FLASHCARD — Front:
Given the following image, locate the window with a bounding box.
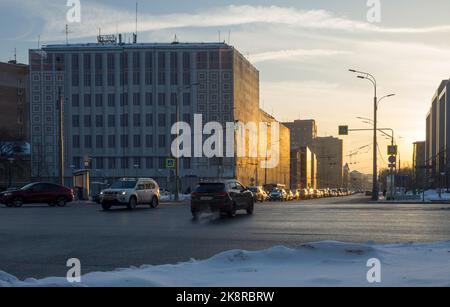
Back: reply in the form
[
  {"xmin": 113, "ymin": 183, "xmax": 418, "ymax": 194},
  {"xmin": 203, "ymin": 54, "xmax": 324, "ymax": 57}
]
[
  {"xmin": 145, "ymin": 135, "xmax": 153, "ymax": 148},
  {"xmin": 133, "ymin": 157, "xmax": 141, "ymax": 168},
  {"xmin": 170, "ymin": 52, "xmax": 178, "ymax": 85},
  {"xmin": 133, "ymin": 93, "xmax": 140, "ymax": 106},
  {"xmin": 72, "ymin": 115, "xmax": 80, "ymax": 127},
  {"xmin": 133, "ymin": 135, "xmax": 141, "ymax": 148},
  {"xmin": 73, "ymin": 157, "xmax": 81, "ymax": 169},
  {"xmin": 158, "ymin": 114, "xmax": 166, "ymax": 127},
  {"xmin": 108, "ymin": 135, "xmax": 116, "ymax": 148},
  {"xmin": 171, "ymin": 93, "xmax": 177, "ymax": 106},
  {"xmin": 95, "ymin": 94, "xmax": 103, "ymax": 107},
  {"xmin": 145, "ymin": 157, "xmax": 154, "ymax": 169},
  {"xmin": 72, "ymin": 94, "xmax": 80, "ymax": 107},
  {"xmin": 108, "ymin": 115, "xmax": 115, "ymax": 127},
  {"xmin": 95, "ymin": 54, "xmax": 103, "ymax": 86},
  {"xmin": 158, "ymin": 135, "xmax": 166, "ymax": 148},
  {"xmin": 158, "ymin": 93, "xmax": 166, "ymax": 106},
  {"xmin": 133, "ymin": 52, "xmax": 140, "ymax": 85},
  {"xmin": 120, "ymin": 93, "xmax": 128, "ymax": 106},
  {"xmin": 120, "ymin": 157, "xmax": 129, "ymax": 169},
  {"xmin": 183, "ymin": 158, "xmax": 191, "ymax": 169},
  {"xmin": 145, "ymin": 52, "xmax": 153, "ymax": 85},
  {"xmin": 108, "ymin": 94, "xmax": 115, "ymax": 107},
  {"xmin": 145, "ymin": 114, "xmax": 153, "ymax": 127},
  {"xmin": 107, "ymin": 53, "xmax": 115, "ymax": 86},
  {"xmin": 84, "ymin": 115, "xmax": 92, "ymax": 127},
  {"xmin": 84, "ymin": 94, "xmax": 91, "ymax": 107},
  {"xmin": 120, "ymin": 135, "xmax": 128, "ymax": 148},
  {"xmin": 133, "ymin": 113, "xmax": 141, "ymax": 127},
  {"xmin": 72, "ymin": 135, "xmax": 80, "ymax": 148},
  {"xmin": 183, "ymin": 114, "xmax": 190, "ymax": 124},
  {"xmin": 182, "ymin": 52, "xmax": 190, "ymax": 85},
  {"xmin": 95, "ymin": 157, "xmax": 104, "ymax": 169},
  {"xmin": 95, "ymin": 115, "xmax": 103, "ymax": 127},
  {"xmin": 96, "ymin": 135, "xmax": 103, "ymax": 148},
  {"xmin": 120, "ymin": 114, "xmax": 128, "ymax": 127},
  {"xmin": 145, "ymin": 93, "xmax": 153, "ymax": 106},
  {"xmin": 85, "ymin": 135, "xmax": 92, "ymax": 148},
  {"xmin": 158, "ymin": 52, "xmax": 166, "ymax": 85},
  {"xmin": 183, "ymin": 93, "xmax": 191, "ymax": 106},
  {"xmin": 108, "ymin": 157, "xmax": 116, "ymax": 169}
]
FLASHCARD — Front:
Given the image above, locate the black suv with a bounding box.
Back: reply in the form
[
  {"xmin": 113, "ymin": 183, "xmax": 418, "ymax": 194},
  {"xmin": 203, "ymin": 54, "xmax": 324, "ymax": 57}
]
[{"xmin": 191, "ymin": 180, "xmax": 254, "ymax": 218}]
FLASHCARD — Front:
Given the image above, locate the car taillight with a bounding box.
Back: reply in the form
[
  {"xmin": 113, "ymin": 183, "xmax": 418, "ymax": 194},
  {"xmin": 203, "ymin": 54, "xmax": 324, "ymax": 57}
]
[
  {"xmin": 191, "ymin": 192, "xmax": 200, "ymax": 199},
  {"xmin": 216, "ymin": 192, "xmax": 228, "ymax": 198}
]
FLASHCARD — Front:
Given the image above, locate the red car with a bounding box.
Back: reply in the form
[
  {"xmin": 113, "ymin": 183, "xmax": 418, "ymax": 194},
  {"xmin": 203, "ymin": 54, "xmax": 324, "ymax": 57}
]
[{"xmin": 0, "ymin": 183, "xmax": 74, "ymax": 207}]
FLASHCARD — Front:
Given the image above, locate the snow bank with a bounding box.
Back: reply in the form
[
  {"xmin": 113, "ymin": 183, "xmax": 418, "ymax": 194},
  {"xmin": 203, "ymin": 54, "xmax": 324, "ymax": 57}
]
[
  {"xmin": 160, "ymin": 194, "xmax": 191, "ymax": 202},
  {"xmin": 423, "ymin": 190, "xmax": 450, "ymax": 201},
  {"xmin": 1, "ymin": 241, "xmax": 450, "ymax": 287}
]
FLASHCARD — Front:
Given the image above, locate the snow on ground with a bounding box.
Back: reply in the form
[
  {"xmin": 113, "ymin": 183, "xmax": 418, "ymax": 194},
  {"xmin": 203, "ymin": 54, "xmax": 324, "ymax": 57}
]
[
  {"xmin": 423, "ymin": 190, "xmax": 450, "ymax": 201},
  {"xmin": 1, "ymin": 241, "xmax": 450, "ymax": 287}
]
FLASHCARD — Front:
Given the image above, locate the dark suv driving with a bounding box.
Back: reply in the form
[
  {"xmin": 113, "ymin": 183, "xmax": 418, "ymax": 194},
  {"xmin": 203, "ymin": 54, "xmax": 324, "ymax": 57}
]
[
  {"xmin": 0, "ymin": 183, "xmax": 74, "ymax": 207},
  {"xmin": 191, "ymin": 180, "xmax": 254, "ymax": 218}
]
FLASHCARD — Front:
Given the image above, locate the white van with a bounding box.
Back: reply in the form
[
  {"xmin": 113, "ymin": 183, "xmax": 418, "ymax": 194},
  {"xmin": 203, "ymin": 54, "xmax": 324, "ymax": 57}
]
[{"xmin": 100, "ymin": 178, "xmax": 160, "ymax": 210}]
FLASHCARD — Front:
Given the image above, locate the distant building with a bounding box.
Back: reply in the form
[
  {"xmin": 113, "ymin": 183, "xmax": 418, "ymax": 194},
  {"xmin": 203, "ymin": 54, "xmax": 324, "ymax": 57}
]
[
  {"xmin": 283, "ymin": 119, "xmax": 317, "ymax": 150},
  {"xmin": 343, "ymin": 163, "xmax": 350, "ymax": 189},
  {"xmin": 0, "ymin": 61, "xmax": 30, "ymax": 188},
  {"xmin": 413, "ymin": 141, "xmax": 426, "ymax": 188},
  {"xmin": 315, "ymin": 136, "xmax": 343, "ymax": 188},
  {"xmin": 29, "ymin": 40, "xmax": 290, "ymax": 189},
  {"xmin": 299, "ymin": 146, "xmax": 316, "ymax": 189},
  {"xmin": 349, "ymin": 170, "xmax": 371, "ymax": 191},
  {"xmin": 425, "ymin": 80, "xmax": 450, "ymax": 188}
]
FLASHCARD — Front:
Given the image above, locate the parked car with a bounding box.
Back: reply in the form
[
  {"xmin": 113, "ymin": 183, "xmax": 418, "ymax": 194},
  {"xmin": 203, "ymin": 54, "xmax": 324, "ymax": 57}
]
[
  {"xmin": 190, "ymin": 180, "xmax": 254, "ymax": 218},
  {"xmin": 293, "ymin": 189, "xmax": 301, "ymax": 200},
  {"xmin": 287, "ymin": 190, "xmax": 295, "ymax": 201},
  {"xmin": 100, "ymin": 178, "xmax": 160, "ymax": 210},
  {"xmin": 248, "ymin": 186, "xmax": 267, "ymax": 203},
  {"xmin": 269, "ymin": 188, "xmax": 286, "ymax": 201},
  {"xmin": 0, "ymin": 182, "xmax": 74, "ymax": 207},
  {"xmin": 300, "ymin": 189, "xmax": 309, "ymax": 199}
]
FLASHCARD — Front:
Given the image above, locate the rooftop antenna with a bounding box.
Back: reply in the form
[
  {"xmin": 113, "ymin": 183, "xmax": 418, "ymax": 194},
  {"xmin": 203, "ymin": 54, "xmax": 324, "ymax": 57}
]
[
  {"xmin": 37, "ymin": 35, "xmax": 41, "ymax": 49},
  {"xmin": 64, "ymin": 24, "xmax": 72, "ymax": 44},
  {"xmin": 133, "ymin": 1, "xmax": 138, "ymax": 44},
  {"xmin": 14, "ymin": 48, "xmax": 17, "ymax": 63}
]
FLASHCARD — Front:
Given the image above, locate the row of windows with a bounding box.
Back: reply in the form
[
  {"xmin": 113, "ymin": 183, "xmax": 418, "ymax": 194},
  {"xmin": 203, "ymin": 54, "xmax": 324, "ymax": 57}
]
[
  {"xmin": 70, "ymin": 51, "xmax": 193, "ymax": 87},
  {"xmin": 70, "ymin": 92, "xmax": 191, "ymax": 107},
  {"xmin": 71, "ymin": 113, "xmax": 192, "ymax": 128},
  {"xmin": 71, "ymin": 156, "xmax": 192, "ymax": 170},
  {"xmin": 72, "ymin": 134, "xmax": 171, "ymax": 149}
]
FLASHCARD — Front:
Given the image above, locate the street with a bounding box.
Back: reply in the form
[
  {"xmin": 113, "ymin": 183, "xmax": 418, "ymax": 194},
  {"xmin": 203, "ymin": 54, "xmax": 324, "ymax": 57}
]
[{"xmin": 1, "ymin": 195, "xmax": 450, "ymax": 280}]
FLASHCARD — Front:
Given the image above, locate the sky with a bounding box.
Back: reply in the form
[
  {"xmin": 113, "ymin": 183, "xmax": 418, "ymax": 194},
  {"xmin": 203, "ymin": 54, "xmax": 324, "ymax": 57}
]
[{"xmin": 2, "ymin": 0, "xmax": 450, "ymax": 174}]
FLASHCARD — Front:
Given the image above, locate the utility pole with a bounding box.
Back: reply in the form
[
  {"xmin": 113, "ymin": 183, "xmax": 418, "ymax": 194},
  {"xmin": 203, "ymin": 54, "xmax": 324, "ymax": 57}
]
[{"xmin": 58, "ymin": 87, "xmax": 65, "ymax": 185}]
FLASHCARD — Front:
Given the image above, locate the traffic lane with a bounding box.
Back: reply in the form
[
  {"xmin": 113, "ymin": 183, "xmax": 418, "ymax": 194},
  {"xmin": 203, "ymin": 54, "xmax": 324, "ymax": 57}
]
[{"xmin": 1, "ymin": 196, "xmax": 450, "ymax": 279}]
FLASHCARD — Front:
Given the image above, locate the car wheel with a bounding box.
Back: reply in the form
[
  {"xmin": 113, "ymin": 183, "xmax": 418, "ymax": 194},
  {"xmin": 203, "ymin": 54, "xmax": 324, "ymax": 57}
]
[
  {"xmin": 56, "ymin": 197, "xmax": 67, "ymax": 207},
  {"xmin": 12, "ymin": 197, "xmax": 23, "ymax": 208},
  {"xmin": 102, "ymin": 203, "xmax": 112, "ymax": 211},
  {"xmin": 227, "ymin": 203, "xmax": 237, "ymax": 218},
  {"xmin": 127, "ymin": 197, "xmax": 137, "ymax": 210},
  {"xmin": 150, "ymin": 196, "xmax": 159, "ymax": 209},
  {"xmin": 247, "ymin": 200, "xmax": 254, "ymax": 215}
]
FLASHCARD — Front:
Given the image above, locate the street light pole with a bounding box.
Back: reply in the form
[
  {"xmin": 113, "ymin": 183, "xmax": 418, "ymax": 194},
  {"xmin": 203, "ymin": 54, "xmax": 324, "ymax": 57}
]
[{"xmin": 349, "ymin": 69, "xmax": 379, "ymax": 200}]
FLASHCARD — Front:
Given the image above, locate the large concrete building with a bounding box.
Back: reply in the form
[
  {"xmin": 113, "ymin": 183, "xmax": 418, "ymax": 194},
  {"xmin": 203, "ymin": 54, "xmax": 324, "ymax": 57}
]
[
  {"xmin": 0, "ymin": 61, "xmax": 30, "ymax": 188},
  {"xmin": 412, "ymin": 141, "xmax": 426, "ymax": 188},
  {"xmin": 425, "ymin": 80, "xmax": 450, "ymax": 188},
  {"xmin": 315, "ymin": 136, "xmax": 343, "ymax": 188},
  {"xmin": 29, "ymin": 40, "xmax": 289, "ymax": 190}
]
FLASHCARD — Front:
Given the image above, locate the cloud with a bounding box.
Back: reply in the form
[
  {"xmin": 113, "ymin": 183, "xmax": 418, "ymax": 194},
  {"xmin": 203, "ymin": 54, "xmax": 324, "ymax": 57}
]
[
  {"xmin": 248, "ymin": 49, "xmax": 351, "ymax": 63},
  {"xmin": 22, "ymin": 2, "xmax": 450, "ymax": 41}
]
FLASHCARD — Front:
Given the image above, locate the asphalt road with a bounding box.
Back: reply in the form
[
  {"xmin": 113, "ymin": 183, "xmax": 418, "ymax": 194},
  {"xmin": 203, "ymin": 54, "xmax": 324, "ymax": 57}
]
[{"xmin": 1, "ymin": 195, "xmax": 450, "ymax": 279}]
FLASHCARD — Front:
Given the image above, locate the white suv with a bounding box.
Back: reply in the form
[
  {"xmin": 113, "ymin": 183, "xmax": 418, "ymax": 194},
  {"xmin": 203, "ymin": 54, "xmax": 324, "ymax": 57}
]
[{"xmin": 100, "ymin": 178, "xmax": 160, "ymax": 210}]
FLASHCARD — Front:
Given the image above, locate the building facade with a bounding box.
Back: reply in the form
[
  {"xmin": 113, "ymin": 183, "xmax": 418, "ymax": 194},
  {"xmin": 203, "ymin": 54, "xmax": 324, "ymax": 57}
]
[
  {"xmin": 0, "ymin": 61, "xmax": 30, "ymax": 188},
  {"xmin": 29, "ymin": 40, "xmax": 289, "ymax": 190},
  {"xmin": 315, "ymin": 136, "xmax": 343, "ymax": 188},
  {"xmin": 425, "ymin": 80, "xmax": 450, "ymax": 189}
]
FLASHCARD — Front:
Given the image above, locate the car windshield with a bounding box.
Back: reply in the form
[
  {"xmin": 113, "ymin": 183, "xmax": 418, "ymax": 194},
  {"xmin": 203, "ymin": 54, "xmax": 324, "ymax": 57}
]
[
  {"xmin": 195, "ymin": 183, "xmax": 225, "ymax": 193},
  {"xmin": 110, "ymin": 180, "xmax": 137, "ymax": 189}
]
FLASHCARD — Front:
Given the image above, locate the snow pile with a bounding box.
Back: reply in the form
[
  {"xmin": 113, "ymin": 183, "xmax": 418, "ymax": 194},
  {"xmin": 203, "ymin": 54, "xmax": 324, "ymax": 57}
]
[
  {"xmin": 1, "ymin": 241, "xmax": 450, "ymax": 287},
  {"xmin": 423, "ymin": 190, "xmax": 450, "ymax": 201},
  {"xmin": 160, "ymin": 193, "xmax": 191, "ymax": 202}
]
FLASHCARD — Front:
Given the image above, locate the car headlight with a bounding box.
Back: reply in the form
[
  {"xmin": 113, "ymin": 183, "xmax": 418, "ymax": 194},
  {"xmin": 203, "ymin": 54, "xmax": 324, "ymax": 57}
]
[
  {"xmin": 4, "ymin": 193, "xmax": 11, "ymax": 197},
  {"xmin": 100, "ymin": 192, "xmax": 104, "ymax": 195},
  {"xmin": 121, "ymin": 191, "xmax": 127, "ymax": 196}
]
